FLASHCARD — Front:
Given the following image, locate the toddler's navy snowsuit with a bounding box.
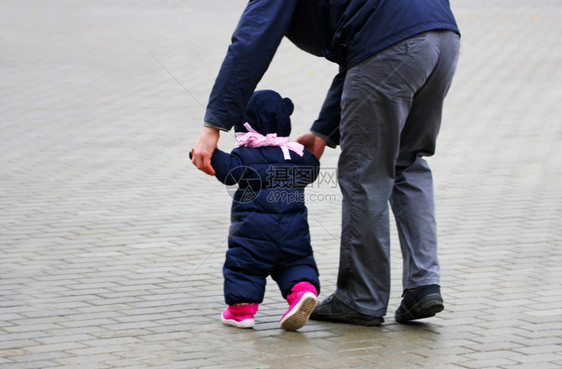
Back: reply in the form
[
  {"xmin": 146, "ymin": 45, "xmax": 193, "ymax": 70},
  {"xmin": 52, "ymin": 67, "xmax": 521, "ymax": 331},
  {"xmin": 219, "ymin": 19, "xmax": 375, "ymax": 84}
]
[{"xmin": 211, "ymin": 90, "xmax": 321, "ymax": 305}]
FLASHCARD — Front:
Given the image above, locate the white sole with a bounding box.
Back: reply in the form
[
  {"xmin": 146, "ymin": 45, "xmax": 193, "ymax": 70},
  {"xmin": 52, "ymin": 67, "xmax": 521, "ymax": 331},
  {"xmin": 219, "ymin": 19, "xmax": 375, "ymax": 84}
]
[
  {"xmin": 280, "ymin": 292, "xmax": 317, "ymax": 331},
  {"xmin": 221, "ymin": 314, "xmax": 255, "ymax": 329}
]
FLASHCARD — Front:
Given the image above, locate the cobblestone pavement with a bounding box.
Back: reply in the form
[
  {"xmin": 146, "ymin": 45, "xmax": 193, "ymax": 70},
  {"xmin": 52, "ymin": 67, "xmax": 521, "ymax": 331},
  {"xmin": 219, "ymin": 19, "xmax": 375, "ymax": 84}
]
[{"xmin": 1, "ymin": 0, "xmax": 561, "ymax": 368}]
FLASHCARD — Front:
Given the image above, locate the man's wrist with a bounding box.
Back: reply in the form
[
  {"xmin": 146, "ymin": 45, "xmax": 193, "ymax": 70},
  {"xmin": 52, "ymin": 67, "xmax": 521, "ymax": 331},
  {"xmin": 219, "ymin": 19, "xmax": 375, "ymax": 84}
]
[
  {"xmin": 204, "ymin": 121, "xmax": 229, "ymax": 132},
  {"xmin": 310, "ymin": 130, "xmax": 336, "ymax": 148}
]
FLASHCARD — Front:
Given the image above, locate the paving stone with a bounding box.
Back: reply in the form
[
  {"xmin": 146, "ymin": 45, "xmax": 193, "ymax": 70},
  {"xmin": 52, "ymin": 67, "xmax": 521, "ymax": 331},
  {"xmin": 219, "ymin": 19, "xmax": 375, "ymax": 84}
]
[
  {"xmin": 1, "ymin": 0, "xmax": 561, "ymax": 368},
  {"xmin": 500, "ymin": 363, "xmax": 562, "ymax": 369}
]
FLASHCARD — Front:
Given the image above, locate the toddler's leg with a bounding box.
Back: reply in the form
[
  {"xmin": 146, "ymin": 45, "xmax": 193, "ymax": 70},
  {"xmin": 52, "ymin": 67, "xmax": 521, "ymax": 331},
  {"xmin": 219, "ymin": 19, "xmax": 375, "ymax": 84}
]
[
  {"xmin": 221, "ymin": 303, "xmax": 259, "ymax": 329},
  {"xmin": 280, "ymin": 282, "xmax": 318, "ymax": 331}
]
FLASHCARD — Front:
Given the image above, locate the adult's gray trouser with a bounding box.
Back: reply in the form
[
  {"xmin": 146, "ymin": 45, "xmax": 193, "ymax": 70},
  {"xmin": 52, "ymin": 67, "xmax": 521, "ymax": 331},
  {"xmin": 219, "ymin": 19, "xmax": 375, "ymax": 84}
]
[{"xmin": 335, "ymin": 30, "xmax": 460, "ymax": 317}]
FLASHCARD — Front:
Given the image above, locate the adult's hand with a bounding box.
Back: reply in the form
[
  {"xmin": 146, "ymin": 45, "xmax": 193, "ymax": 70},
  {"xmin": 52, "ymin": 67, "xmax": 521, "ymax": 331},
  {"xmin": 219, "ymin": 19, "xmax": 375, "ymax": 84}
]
[
  {"xmin": 296, "ymin": 131, "xmax": 326, "ymax": 160},
  {"xmin": 192, "ymin": 126, "xmax": 220, "ymax": 175}
]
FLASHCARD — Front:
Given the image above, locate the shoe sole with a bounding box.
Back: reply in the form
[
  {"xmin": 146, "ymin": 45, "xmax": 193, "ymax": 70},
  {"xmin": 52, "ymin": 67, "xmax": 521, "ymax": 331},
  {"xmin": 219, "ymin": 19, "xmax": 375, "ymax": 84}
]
[
  {"xmin": 395, "ymin": 294, "xmax": 444, "ymax": 323},
  {"xmin": 280, "ymin": 292, "xmax": 317, "ymax": 331},
  {"xmin": 309, "ymin": 312, "xmax": 384, "ymax": 326},
  {"xmin": 221, "ymin": 314, "xmax": 255, "ymax": 329}
]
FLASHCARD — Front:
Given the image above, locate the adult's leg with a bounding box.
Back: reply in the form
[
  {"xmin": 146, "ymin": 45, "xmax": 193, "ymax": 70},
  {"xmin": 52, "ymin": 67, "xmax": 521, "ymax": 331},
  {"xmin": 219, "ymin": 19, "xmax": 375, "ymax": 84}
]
[
  {"xmin": 390, "ymin": 31, "xmax": 460, "ymax": 290},
  {"xmin": 335, "ymin": 32, "xmax": 443, "ymax": 316}
]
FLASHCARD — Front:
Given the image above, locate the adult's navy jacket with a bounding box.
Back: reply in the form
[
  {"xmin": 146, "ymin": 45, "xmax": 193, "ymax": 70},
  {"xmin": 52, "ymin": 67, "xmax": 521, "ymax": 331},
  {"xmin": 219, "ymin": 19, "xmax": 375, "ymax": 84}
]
[{"xmin": 204, "ymin": 0, "xmax": 460, "ymax": 147}]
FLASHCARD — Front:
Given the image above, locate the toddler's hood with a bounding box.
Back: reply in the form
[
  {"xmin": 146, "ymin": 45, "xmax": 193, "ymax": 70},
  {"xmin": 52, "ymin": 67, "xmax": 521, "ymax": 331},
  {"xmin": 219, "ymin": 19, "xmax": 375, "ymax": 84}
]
[{"xmin": 235, "ymin": 90, "xmax": 294, "ymax": 137}]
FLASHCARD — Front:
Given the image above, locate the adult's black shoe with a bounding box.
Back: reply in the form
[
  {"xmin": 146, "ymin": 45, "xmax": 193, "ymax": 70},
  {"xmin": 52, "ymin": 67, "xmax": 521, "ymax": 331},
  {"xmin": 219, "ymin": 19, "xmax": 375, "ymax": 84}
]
[
  {"xmin": 395, "ymin": 284, "xmax": 444, "ymax": 323},
  {"xmin": 309, "ymin": 293, "xmax": 384, "ymax": 326}
]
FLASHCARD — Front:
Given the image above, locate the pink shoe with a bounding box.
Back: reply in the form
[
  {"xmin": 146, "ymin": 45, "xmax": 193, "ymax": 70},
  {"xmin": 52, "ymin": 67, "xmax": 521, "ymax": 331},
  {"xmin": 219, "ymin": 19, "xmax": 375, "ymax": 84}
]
[
  {"xmin": 280, "ymin": 282, "xmax": 318, "ymax": 331},
  {"xmin": 221, "ymin": 304, "xmax": 258, "ymax": 329}
]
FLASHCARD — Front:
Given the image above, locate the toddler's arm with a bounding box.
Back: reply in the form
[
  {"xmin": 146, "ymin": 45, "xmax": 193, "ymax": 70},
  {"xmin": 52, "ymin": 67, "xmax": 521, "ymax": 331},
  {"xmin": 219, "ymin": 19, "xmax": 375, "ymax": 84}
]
[
  {"xmin": 301, "ymin": 152, "xmax": 321, "ymax": 186},
  {"xmin": 210, "ymin": 149, "xmax": 245, "ymax": 185}
]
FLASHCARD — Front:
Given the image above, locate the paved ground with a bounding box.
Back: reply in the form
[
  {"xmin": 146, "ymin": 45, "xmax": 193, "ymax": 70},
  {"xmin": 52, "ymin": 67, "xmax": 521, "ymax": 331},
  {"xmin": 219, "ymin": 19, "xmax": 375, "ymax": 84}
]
[{"xmin": 1, "ymin": 0, "xmax": 561, "ymax": 368}]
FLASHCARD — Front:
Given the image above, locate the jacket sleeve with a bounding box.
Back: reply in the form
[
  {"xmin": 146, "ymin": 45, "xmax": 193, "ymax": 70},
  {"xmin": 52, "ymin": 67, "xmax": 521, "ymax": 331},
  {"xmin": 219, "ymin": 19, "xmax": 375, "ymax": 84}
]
[
  {"xmin": 293, "ymin": 151, "xmax": 320, "ymax": 187},
  {"xmin": 204, "ymin": 0, "xmax": 299, "ymax": 130},
  {"xmin": 310, "ymin": 68, "xmax": 346, "ymax": 148},
  {"xmin": 211, "ymin": 149, "xmax": 244, "ymax": 185}
]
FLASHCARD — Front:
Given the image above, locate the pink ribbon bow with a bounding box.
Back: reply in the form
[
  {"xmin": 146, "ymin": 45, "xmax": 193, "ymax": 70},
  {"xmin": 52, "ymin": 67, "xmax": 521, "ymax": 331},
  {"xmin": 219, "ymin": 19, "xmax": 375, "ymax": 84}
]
[{"xmin": 235, "ymin": 122, "xmax": 304, "ymax": 160}]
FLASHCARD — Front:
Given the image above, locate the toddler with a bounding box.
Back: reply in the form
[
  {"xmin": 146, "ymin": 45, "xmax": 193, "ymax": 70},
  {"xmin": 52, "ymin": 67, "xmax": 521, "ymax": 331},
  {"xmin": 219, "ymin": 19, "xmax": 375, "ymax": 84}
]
[{"xmin": 207, "ymin": 90, "xmax": 321, "ymax": 331}]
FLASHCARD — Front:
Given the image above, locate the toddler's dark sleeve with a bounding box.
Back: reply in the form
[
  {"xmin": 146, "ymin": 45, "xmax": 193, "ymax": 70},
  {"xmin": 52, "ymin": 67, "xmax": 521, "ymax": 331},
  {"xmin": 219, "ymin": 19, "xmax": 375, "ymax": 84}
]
[
  {"xmin": 308, "ymin": 153, "xmax": 321, "ymax": 185},
  {"xmin": 295, "ymin": 151, "xmax": 320, "ymax": 187},
  {"xmin": 211, "ymin": 149, "xmax": 244, "ymax": 185}
]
